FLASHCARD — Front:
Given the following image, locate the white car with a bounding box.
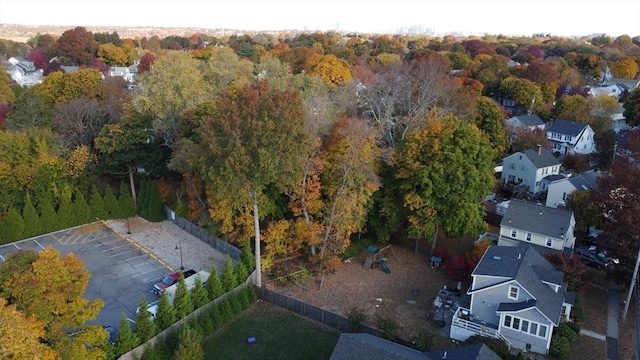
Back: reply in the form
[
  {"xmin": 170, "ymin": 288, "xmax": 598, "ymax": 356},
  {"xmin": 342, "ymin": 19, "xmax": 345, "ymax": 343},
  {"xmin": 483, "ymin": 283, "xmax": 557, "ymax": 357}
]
[{"xmin": 136, "ymin": 303, "xmax": 159, "ymax": 321}]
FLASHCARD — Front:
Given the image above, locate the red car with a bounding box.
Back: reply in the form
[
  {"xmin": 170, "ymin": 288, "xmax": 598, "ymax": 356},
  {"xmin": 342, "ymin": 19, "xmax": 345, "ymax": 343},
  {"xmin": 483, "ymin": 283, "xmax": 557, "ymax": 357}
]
[{"xmin": 153, "ymin": 269, "xmax": 196, "ymax": 294}]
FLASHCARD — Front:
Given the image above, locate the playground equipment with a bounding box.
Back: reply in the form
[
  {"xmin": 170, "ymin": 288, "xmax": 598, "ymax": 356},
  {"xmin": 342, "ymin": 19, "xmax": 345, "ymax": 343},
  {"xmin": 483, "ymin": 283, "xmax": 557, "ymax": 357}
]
[{"xmin": 363, "ymin": 245, "xmax": 395, "ymax": 274}]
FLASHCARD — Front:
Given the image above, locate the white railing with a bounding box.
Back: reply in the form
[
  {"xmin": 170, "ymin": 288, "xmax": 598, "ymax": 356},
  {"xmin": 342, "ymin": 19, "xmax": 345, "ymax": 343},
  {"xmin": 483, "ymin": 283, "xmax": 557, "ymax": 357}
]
[{"xmin": 451, "ymin": 307, "xmax": 511, "ymax": 348}]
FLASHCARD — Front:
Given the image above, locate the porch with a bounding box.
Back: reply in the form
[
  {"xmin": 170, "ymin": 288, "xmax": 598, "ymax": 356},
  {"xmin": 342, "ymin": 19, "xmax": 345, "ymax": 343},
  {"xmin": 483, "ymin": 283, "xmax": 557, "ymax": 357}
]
[{"xmin": 449, "ymin": 307, "xmax": 511, "ymax": 348}]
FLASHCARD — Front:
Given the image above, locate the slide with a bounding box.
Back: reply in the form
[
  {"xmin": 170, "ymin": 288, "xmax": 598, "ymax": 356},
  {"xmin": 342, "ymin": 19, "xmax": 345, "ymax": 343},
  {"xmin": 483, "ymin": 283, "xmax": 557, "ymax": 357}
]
[{"xmin": 377, "ymin": 257, "xmax": 391, "ymax": 274}]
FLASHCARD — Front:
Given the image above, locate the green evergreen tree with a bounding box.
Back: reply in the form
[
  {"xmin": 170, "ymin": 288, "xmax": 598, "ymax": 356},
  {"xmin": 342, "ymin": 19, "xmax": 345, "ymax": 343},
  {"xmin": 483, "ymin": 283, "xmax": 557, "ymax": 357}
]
[
  {"xmin": 57, "ymin": 195, "xmax": 75, "ymax": 229},
  {"xmin": 221, "ymin": 257, "xmax": 238, "ymax": 292},
  {"xmin": 135, "ymin": 296, "xmax": 158, "ymax": 343},
  {"xmin": 219, "ymin": 298, "xmax": 234, "ymax": 322},
  {"xmin": 240, "ymin": 238, "xmax": 255, "ymax": 272},
  {"xmin": 89, "ymin": 185, "xmax": 108, "ymax": 220},
  {"xmin": 229, "ymin": 292, "xmax": 242, "ymax": 314},
  {"xmin": 209, "ymin": 303, "xmax": 223, "ymax": 330},
  {"xmin": 146, "ymin": 181, "xmax": 165, "ymax": 222},
  {"xmin": 174, "ymin": 277, "xmax": 193, "ymax": 319},
  {"xmin": 234, "ymin": 261, "xmax": 249, "ymax": 283},
  {"xmin": 137, "ymin": 180, "xmax": 150, "ymax": 219},
  {"xmin": 103, "ymin": 185, "xmax": 121, "ymax": 220},
  {"xmin": 206, "ymin": 265, "xmax": 224, "ymax": 301},
  {"xmin": 173, "ymin": 326, "xmax": 204, "ymax": 360},
  {"xmin": 245, "ymin": 283, "xmax": 258, "ymax": 303},
  {"xmin": 4, "ymin": 207, "xmax": 26, "ymax": 242},
  {"xmin": 200, "ymin": 308, "xmax": 214, "ymax": 333},
  {"xmin": 156, "ymin": 291, "xmax": 177, "ymax": 331},
  {"xmin": 238, "ymin": 286, "xmax": 250, "ymax": 310},
  {"xmin": 37, "ymin": 198, "xmax": 58, "ymax": 234},
  {"xmin": 118, "ymin": 181, "xmax": 136, "ymax": 217},
  {"xmin": 115, "ymin": 313, "xmax": 140, "ymax": 356},
  {"xmin": 73, "ymin": 190, "xmax": 91, "ymax": 225},
  {"xmin": 191, "ymin": 276, "xmax": 209, "ymax": 309},
  {"xmin": 22, "ymin": 195, "xmax": 42, "ymax": 238}
]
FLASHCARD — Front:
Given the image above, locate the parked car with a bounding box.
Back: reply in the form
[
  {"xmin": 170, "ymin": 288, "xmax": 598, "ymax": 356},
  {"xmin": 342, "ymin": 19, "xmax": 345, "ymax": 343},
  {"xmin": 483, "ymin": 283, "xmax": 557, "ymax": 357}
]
[
  {"xmin": 153, "ymin": 269, "xmax": 196, "ymax": 294},
  {"xmin": 574, "ymin": 247, "xmax": 611, "ymax": 269},
  {"xmin": 136, "ymin": 303, "xmax": 159, "ymax": 321}
]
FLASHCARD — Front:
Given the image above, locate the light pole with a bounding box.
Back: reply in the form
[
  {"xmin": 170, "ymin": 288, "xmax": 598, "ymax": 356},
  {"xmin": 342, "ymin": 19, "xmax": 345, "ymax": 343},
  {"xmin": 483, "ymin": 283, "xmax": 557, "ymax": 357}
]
[
  {"xmin": 126, "ymin": 216, "xmax": 131, "ymax": 235},
  {"xmin": 175, "ymin": 243, "xmax": 184, "ymax": 271}
]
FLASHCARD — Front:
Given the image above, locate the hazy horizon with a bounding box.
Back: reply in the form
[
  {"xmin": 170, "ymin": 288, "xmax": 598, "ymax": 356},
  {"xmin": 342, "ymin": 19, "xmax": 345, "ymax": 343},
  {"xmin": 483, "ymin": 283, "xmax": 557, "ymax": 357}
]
[{"xmin": 1, "ymin": 0, "xmax": 639, "ymax": 37}]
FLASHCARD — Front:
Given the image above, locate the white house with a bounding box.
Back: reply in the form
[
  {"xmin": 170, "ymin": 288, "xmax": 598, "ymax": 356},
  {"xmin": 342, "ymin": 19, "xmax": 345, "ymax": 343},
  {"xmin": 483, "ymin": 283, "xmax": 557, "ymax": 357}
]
[
  {"xmin": 497, "ymin": 199, "xmax": 576, "ymax": 251},
  {"xmin": 544, "ymin": 171, "xmax": 600, "ymax": 208},
  {"xmin": 3, "ymin": 57, "xmax": 43, "ymax": 87},
  {"xmin": 501, "ymin": 147, "xmax": 560, "ymax": 196},
  {"xmin": 450, "ymin": 245, "xmax": 575, "ymax": 355},
  {"xmin": 546, "ymin": 119, "xmax": 596, "ymax": 155}
]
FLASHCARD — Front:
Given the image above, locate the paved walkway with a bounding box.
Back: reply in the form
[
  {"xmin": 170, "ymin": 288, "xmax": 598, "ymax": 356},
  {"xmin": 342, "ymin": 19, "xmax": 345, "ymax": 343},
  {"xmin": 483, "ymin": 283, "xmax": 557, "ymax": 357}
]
[{"xmin": 607, "ymin": 280, "xmax": 620, "ymax": 360}]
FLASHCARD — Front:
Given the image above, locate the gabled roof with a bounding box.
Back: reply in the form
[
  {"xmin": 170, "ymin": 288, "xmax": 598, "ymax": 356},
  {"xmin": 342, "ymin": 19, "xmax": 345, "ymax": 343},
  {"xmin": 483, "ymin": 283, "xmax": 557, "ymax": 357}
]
[
  {"xmin": 520, "ymin": 148, "xmax": 559, "ymax": 168},
  {"xmin": 330, "ymin": 333, "xmax": 429, "ymax": 360},
  {"xmin": 473, "ymin": 245, "xmax": 568, "ymax": 326},
  {"xmin": 546, "ymin": 119, "xmax": 589, "ymax": 137},
  {"xmin": 424, "ymin": 344, "xmax": 501, "ymax": 360},
  {"xmin": 508, "ymin": 114, "xmax": 545, "ymax": 127},
  {"xmin": 500, "ymin": 199, "xmax": 573, "ymax": 239},
  {"xmin": 542, "ymin": 174, "xmax": 565, "ymax": 183}
]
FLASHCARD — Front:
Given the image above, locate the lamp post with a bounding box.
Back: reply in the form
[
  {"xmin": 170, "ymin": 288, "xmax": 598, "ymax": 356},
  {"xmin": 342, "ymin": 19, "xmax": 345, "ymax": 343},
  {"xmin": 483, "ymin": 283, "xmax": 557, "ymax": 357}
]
[
  {"xmin": 175, "ymin": 243, "xmax": 184, "ymax": 271},
  {"xmin": 126, "ymin": 216, "xmax": 131, "ymax": 235}
]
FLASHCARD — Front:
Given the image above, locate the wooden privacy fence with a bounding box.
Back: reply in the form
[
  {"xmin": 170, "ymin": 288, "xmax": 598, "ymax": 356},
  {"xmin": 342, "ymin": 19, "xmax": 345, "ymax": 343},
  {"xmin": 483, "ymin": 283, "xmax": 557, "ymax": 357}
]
[
  {"xmin": 255, "ymin": 286, "xmax": 381, "ymax": 337},
  {"xmin": 164, "ymin": 206, "xmax": 241, "ymax": 260}
]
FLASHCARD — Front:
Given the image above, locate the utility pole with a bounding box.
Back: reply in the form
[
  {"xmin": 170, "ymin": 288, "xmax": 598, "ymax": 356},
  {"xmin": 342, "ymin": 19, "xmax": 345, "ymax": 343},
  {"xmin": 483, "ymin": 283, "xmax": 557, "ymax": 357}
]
[{"xmin": 623, "ymin": 247, "xmax": 640, "ymax": 319}]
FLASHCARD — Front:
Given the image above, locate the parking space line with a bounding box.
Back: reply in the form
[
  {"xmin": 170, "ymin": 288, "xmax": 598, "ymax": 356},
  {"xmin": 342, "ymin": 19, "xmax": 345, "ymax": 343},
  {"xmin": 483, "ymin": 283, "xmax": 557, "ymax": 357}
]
[
  {"xmin": 109, "ymin": 250, "xmax": 133, "ymax": 258},
  {"xmin": 102, "ymin": 243, "xmax": 129, "ymax": 252},
  {"xmin": 132, "ymin": 259, "xmax": 157, "ymax": 268},
  {"xmin": 117, "ymin": 254, "xmax": 148, "ymax": 263},
  {"xmin": 0, "ymin": 254, "xmax": 4, "ymax": 261},
  {"xmin": 33, "ymin": 239, "xmax": 45, "ymax": 250},
  {"xmin": 131, "ymin": 267, "xmax": 167, "ymax": 278},
  {"xmin": 13, "ymin": 243, "xmax": 20, "ymax": 249}
]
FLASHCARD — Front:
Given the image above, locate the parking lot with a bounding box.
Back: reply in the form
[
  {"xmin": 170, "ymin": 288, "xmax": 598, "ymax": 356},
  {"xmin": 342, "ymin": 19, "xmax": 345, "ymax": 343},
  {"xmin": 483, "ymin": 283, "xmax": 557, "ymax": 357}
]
[{"xmin": 0, "ymin": 222, "xmax": 172, "ymax": 329}]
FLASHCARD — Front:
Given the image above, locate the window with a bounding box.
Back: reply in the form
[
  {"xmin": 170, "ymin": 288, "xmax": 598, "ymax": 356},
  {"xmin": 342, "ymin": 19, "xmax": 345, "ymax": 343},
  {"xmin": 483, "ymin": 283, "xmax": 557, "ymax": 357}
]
[
  {"xmin": 504, "ymin": 315, "xmax": 512, "ymax": 327},
  {"xmin": 519, "ymin": 155, "xmax": 522, "ymax": 160},
  {"xmin": 562, "ymin": 192, "xmax": 567, "ymax": 201},
  {"xmin": 526, "ymin": 233, "xmax": 532, "ymax": 242},
  {"xmin": 509, "ymin": 286, "xmax": 519, "ymax": 300},
  {"xmin": 539, "ymin": 325, "xmax": 547, "ymax": 338},
  {"xmin": 521, "ymin": 165, "xmax": 524, "ymax": 171},
  {"xmin": 512, "ymin": 317, "xmax": 520, "ymax": 330},
  {"xmin": 521, "ymin": 320, "xmax": 529, "ymax": 333},
  {"xmin": 509, "ymin": 163, "xmax": 515, "ymax": 170},
  {"xmin": 511, "ymin": 229, "xmax": 517, "ymax": 238},
  {"xmin": 530, "ymin": 323, "xmax": 538, "ymax": 335},
  {"xmin": 526, "ymin": 344, "xmax": 532, "ymax": 350},
  {"xmin": 546, "ymin": 238, "xmax": 553, "ymax": 247}
]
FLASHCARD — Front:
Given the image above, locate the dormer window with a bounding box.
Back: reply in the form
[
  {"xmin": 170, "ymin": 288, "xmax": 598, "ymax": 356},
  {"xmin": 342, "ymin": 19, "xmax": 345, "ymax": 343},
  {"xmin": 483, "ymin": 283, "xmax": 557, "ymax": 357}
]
[{"xmin": 509, "ymin": 285, "xmax": 519, "ymax": 300}]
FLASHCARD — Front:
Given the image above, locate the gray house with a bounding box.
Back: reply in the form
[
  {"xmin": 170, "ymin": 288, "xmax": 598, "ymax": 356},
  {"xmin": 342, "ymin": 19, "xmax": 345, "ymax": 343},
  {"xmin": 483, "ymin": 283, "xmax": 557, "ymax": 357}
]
[
  {"xmin": 544, "ymin": 171, "xmax": 600, "ymax": 208},
  {"xmin": 501, "ymin": 147, "xmax": 560, "ymax": 197},
  {"xmin": 330, "ymin": 333, "xmax": 500, "ymax": 360},
  {"xmin": 497, "ymin": 199, "xmax": 576, "ymax": 251},
  {"xmin": 450, "ymin": 245, "xmax": 575, "ymax": 355},
  {"xmin": 546, "ymin": 119, "xmax": 596, "ymax": 155}
]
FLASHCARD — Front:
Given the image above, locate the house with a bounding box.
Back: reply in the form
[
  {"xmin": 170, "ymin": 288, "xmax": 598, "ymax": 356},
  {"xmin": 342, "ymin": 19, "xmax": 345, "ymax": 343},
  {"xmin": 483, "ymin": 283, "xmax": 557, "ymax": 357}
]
[
  {"xmin": 505, "ymin": 114, "xmax": 546, "ymax": 132},
  {"xmin": 450, "ymin": 245, "xmax": 575, "ymax": 355},
  {"xmin": 544, "ymin": 171, "xmax": 600, "ymax": 208},
  {"xmin": 587, "ymin": 83, "xmax": 627, "ymax": 99},
  {"xmin": 546, "ymin": 119, "xmax": 596, "ymax": 155},
  {"xmin": 497, "ymin": 199, "xmax": 576, "ymax": 251},
  {"xmin": 107, "ymin": 65, "xmax": 136, "ymax": 83},
  {"xmin": 501, "ymin": 146, "xmax": 560, "ymax": 197},
  {"xmin": 330, "ymin": 333, "xmax": 501, "ymax": 360},
  {"xmin": 3, "ymin": 57, "xmax": 43, "ymax": 87}
]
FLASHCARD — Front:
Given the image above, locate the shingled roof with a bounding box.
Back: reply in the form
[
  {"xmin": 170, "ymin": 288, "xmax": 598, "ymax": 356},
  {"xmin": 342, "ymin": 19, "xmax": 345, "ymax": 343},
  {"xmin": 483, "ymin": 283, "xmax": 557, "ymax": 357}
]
[
  {"xmin": 521, "ymin": 147, "xmax": 559, "ymax": 168},
  {"xmin": 473, "ymin": 245, "xmax": 568, "ymax": 326},
  {"xmin": 500, "ymin": 199, "xmax": 572, "ymax": 239},
  {"xmin": 510, "ymin": 114, "xmax": 545, "ymax": 127},
  {"xmin": 547, "ymin": 119, "xmax": 588, "ymax": 137}
]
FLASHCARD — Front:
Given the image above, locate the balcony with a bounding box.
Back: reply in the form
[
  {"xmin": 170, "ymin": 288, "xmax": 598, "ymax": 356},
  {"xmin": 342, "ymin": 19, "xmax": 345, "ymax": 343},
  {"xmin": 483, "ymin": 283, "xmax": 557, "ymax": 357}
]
[{"xmin": 450, "ymin": 307, "xmax": 511, "ymax": 348}]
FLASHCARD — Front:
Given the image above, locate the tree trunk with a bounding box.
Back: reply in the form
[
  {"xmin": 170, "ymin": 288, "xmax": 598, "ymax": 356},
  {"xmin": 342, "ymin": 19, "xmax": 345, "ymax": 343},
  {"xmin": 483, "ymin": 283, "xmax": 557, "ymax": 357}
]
[
  {"xmin": 429, "ymin": 228, "xmax": 439, "ymax": 257},
  {"xmin": 128, "ymin": 165, "xmax": 137, "ymax": 205},
  {"xmin": 253, "ymin": 196, "xmax": 262, "ymax": 287}
]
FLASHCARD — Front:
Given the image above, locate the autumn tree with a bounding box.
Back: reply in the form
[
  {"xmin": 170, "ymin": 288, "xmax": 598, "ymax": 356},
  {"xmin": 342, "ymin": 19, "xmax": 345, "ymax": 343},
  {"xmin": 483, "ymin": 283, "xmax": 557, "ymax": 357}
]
[
  {"xmin": 473, "ymin": 96, "xmax": 509, "ymax": 160},
  {"xmin": 6, "ymin": 87, "xmax": 53, "ymax": 130},
  {"xmin": 54, "ymin": 26, "xmax": 98, "ymax": 66},
  {"xmin": 566, "ymin": 189, "xmax": 602, "ymax": 233},
  {"xmin": 197, "ymin": 81, "xmax": 312, "ymax": 286},
  {"xmin": 304, "ymin": 53, "xmax": 353, "ymax": 87},
  {"xmin": 137, "ymin": 52, "xmax": 156, "ymax": 74},
  {"xmin": 0, "ymin": 247, "xmax": 103, "ymax": 345},
  {"xmin": 395, "ymin": 115, "xmax": 494, "ymax": 254},
  {"xmin": 35, "ymin": 68, "xmax": 103, "ymax": 105},
  {"xmin": 499, "ymin": 77, "xmax": 543, "ymax": 113},
  {"xmin": 134, "ymin": 51, "xmax": 211, "ymax": 149},
  {"xmin": 53, "ymin": 97, "xmax": 109, "ymax": 149},
  {"xmin": 623, "ymin": 88, "xmax": 640, "ymax": 127},
  {"xmin": 0, "ymin": 297, "xmax": 58, "ymax": 360},
  {"xmin": 97, "ymin": 43, "xmax": 128, "ymax": 66},
  {"xmin": 199, "ymin": 46, "xmax": 253, "ymax": 96},
  {"xmin": 609, "ymin": 57, "xmax": 639, "ymax": 79},
  {"xmin": 511, "ymin": 127, "xmax": 549, "ymax": 153}
]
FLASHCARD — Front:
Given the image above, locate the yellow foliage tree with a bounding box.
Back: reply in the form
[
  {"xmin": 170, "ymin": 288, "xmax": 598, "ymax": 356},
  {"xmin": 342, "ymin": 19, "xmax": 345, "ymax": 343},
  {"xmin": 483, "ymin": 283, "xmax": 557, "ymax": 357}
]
[
  {"xmin": 304, "ymin": 54, "xmax": 353, "ymax": 87},
  {"xmin": 0, "ymin": 297, "xmax": 59, "ymax": 360},
  {"xmin": 610, "ymin": 57, "xmax": 639, "ymax": 79}
]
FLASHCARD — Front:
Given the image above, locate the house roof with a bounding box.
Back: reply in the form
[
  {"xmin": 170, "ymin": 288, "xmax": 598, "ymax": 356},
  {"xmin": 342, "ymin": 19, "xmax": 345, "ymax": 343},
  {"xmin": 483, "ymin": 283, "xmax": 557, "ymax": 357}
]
[
  {"xmin": 329, "ymin": 333, "xmax": 429, "ymax": 360},
  {"xmin": 500, "ymin": 199, "xmax": 573, "ymax": 239},
  {"xmin": 546, "ymin": 119, "xmax": 588, "ymax": 137},
  {"xmin": 509, "ymin": 114, "xmax": 545, "ymax": 127},
  {"xmin": 521, "ymin": 148, "xmax": 559, "ymax": 168},
  {"xmin": 424, "ymin": 344, "xmax": 501, "ymax": 360},
  {"xmin": 473, "ymin": 245, "xmax": 568, "ymax": 326},
  {"xmin": 542, "ymin": 174, "xmax": 565, "ymax": 183}
]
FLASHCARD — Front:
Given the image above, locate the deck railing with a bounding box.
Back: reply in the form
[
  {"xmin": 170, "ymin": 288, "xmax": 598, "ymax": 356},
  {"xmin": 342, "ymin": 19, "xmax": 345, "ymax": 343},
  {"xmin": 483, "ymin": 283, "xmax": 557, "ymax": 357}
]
[{"xmin": 451, "ymin": 307, "xmax": 511, "ymax": 348}]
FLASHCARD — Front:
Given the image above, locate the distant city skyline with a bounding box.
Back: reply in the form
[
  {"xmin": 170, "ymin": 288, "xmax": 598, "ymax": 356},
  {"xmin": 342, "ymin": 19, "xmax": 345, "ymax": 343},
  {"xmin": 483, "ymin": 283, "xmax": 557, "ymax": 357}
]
[{"xmin": 1, "ymin": 0, "xmax": 639, "ymax": 37}]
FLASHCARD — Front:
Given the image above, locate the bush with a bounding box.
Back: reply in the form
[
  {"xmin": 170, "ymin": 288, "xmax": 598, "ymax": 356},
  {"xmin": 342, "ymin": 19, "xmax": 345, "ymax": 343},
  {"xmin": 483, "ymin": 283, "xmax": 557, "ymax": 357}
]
[
  {"xmin": 550, "ymin": 335, "xmax": 571, "ymax": 359},
  {"xmin": 572, "ymin": 301, "xmax": 584, "ymax": 320},
  {"xmin": 411, "ymin": 330, "xmax": 436, "ymax": 352},
  {"xmin": 566, "ymin": 321, "xmax": 581, "ymax": 334},
  {"xmin": 347, "ymin": 306, "xmax": 367, "ymax": 332},
  {"xmin": 556, "ymin": 323, "xmax": 578, "ymax": 343},
  {"xmin": 342, "ymin": 238, "xmax": 373, "ymax": 259},
  {"xmin": 376, "ymin": 317, "xmax": 400, "ymax": 342}
]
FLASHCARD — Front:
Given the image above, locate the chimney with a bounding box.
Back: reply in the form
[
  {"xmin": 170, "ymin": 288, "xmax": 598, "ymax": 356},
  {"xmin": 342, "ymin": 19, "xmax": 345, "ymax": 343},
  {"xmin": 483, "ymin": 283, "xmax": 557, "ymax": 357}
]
[{"xmin": 537, "ymin": 144, "xmax": 541, "ymax": 155}]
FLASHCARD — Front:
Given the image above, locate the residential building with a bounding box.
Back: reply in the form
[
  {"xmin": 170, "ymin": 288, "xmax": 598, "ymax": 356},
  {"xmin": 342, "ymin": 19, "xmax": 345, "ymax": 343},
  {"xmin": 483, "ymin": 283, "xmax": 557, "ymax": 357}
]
[
  {"xmin": 3, "ymin": 56, "xmax": 43, "ymax": 87},
  {"xmin": 497, "ymin": 199, "xmax": 576, "ymax": 251},
  {"xmin": 546, "ymin": 119, "xmax": 596, "ymax": 155},
  {"xmin": 505, "ymin": 114, "xmax": 546, "ymax": 132},
  {"xmin": 544, "ymin": 171, "xmax": 599, "ymax": 208},
  {"xmin": 450, "ymin": 245, "xmax": 575, "ymax": 355},
  {"xmin": 501, "ymin": 147, "xmax": 560, "ymax": 197}
]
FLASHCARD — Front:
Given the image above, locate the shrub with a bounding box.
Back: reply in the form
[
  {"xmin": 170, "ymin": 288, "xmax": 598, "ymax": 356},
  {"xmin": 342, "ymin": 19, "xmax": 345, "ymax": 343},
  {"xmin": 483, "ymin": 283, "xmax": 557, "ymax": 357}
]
[
  {"xmin": 229, "ymin": 292, "xmax": 242, "ymax": 314},
  {"xmin": 566, "ymin": 321, "xmax": 581, "ymax": 334},
  {"xmin": 556, "ymin": 323, "xmax": 578, "ymax": 343},
  {"xmin": 347, "ymin": 306, "xmax": 367, "ymax": 332},
  {"xmin": 209, "ymin": 304, "xmax": 223, "ymax": 330},
  {"xmin": 342, "ymin": 238, "xmax": 373, "ymax": 259},
  {"xmin": 376, "ymin": 317, "xmax": 400, "ymax": 342},
  {"xmin": 550, "ymin": 335, "xmax": 571, "ymax": 359},
  {"xmin": 219, "ymin": 298, "xmax": 234, "ymax": 322},
  {"xmin": 572, "ymin": 301, "xmax": 584, "ymax": 320},
  {"xmin": 411, "ymin": 330, "xmax": 436, "ymax": 351}
]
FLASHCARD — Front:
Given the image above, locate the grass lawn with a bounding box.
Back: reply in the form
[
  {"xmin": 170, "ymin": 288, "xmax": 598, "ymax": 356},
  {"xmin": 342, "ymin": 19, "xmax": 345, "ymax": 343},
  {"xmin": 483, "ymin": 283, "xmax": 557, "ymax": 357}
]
[{"xmin": 202, "ymin": 301, "xmax": 341, "ymax": 360}]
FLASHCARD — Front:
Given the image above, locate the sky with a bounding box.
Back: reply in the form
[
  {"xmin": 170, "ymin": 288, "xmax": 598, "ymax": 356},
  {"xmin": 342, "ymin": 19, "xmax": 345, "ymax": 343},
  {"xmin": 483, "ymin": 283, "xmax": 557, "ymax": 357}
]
[{"xmin": 1, "ymin": 0, "xmax": 639, "ymax": 37}]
